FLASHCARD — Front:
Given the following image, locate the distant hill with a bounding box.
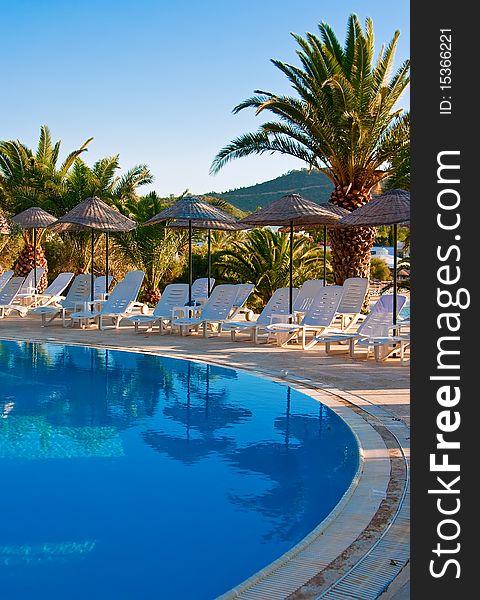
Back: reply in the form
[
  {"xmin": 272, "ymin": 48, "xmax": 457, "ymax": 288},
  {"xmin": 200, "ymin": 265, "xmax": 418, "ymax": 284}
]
[{"xmin": 206, "ymin": 169, "xmax": 333, "ymax": 212}]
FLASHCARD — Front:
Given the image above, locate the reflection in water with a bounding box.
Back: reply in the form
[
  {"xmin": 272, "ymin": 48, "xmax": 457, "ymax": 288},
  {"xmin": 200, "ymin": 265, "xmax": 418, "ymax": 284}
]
[
  {"xmin": 0, "ymin": 541, "xmax": 96, "ymax": 567},
  {"xmin": 0, "ymin": 340, "xmax": 358, "ymax": 600}
]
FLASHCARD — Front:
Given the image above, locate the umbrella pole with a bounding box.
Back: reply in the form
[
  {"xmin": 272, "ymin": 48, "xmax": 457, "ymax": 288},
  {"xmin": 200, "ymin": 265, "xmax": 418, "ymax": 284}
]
[
  {"xmin": 323, "ymin": 226, "xmax": 327, "ymax": 286},
  {"xmin": 188, "ymin": 219, "xmax": 192, "ymax": 305},
  {"xmin": 105, "ymin": 232, "xmax": 109, "ymax": 295},
  {"xmin": 207, "ymin": 228, "xmax": 212, "ymax": 297},
  {"xmin": 393, "ymin": 224, "xmax": 398, "ymax": 326},
  {"xmin": 285, "ymin": 386, "xmax": 291, "ymax": 449},
  {"xmin": 289, "ymin": 221, "xmax": 293, "ymax": 316},
  {"xmin": 33, "ymin": 227, "xmax": 37, "ymax": 291},
  {"xmin": 91, "ymin": 229, "xmax": 95, "ymax": 304}
]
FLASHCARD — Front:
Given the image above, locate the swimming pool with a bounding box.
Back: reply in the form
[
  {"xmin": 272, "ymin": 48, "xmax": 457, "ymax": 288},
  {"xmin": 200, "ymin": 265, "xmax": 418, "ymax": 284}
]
[{"xmin": 0, "ymin": 340, "xmax": 359, "ymax": 599}]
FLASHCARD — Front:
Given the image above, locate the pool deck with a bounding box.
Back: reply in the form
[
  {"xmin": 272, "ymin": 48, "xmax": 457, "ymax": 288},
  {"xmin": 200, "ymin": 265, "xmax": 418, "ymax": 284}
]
[{"xmin": 0, "ymin": 315, "xmax": 410, "ymax": 599}]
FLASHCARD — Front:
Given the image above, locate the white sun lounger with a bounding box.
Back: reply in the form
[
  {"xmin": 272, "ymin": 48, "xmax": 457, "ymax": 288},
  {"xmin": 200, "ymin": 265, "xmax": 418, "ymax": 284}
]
[
  {"xmin": 347, "ymin": 294, "xmax": 409, "ymax": 361},
  {"xmin": 94, "ymin": 275, "xmax": 114, "ymax": 300},
  {"xmin": 0, "ymin": 277, "xmax": 27, "ymax": 318},
  {"xmin": 0, "ymin": 271, "xmax": 14, "ymax": 292},
  {"xmin": 265, "ymin": 285, "xmax": 343, "ymax": 349},
  {"xmin": 31, "ymin": 274, "xmax": 92, "ymax": 326},
  {"xmin": 314, "ymin": 294, "xmax": 408, "ymax": 360},
  {"xmin": 69, "ymin": 270, "xmax": 145, "ymax": 330},
  {"xmin": 128, "ymin": 283, "xmax": 189, "ymax": 333},
  {"xmin": 335, "ymin": 277, "xmax": 369, "ymax": 331},
  {"xmin": 171, "ymin": 284, "xmax": 238, "ymax": 337},
  {"xmin": 25, "ymin": 272, "xmax": 75, "ymax": 309},
  {"xmin": 17, "ymin": 267, "xmax": 45, "ymax": 297},
  {"xmin": 290, "ymin": 279, "xmax": 325, "ymax": 319},
  {"xmin": 222, "ymin": 287, "xmax": 297, "ymax": 343},
  {"xmin": 189, "ymin": 277, "xmax": 213, "ymax": 306},
  {"xmin": 229, "ymin": 283, "xmax": 255, "ymax": 319}
]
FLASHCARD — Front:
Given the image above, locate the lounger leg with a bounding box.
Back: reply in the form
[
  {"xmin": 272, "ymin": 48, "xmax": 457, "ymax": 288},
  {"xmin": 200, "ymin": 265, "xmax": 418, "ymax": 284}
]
[
  {"xmin": 349, "ymin": 338, "xmax": 356, "ymax": 357},
  {"xmin": 203, "ymin": 322, "xmax": 208, "ymax": 338}
]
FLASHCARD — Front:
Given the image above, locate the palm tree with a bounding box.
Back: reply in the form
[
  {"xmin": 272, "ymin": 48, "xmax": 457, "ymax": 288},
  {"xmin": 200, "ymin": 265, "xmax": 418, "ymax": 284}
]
[
  {"xmin": 54, "ymin": 156, "xmax": 153, "ymax": 275},
  {"xmin": 217, "ymin": 228, "xmax": 324, "ymax": 308},
  {"xmin": 211, "ymin": 15, "xmax": 410, "ymax": 284},
  {"xmin": 0, "ymin": 125, "xmax": 93, "ymax": 212},
  {"xmin": 0, "ymin": 125, "xmax": 93, "ymax": 289}
]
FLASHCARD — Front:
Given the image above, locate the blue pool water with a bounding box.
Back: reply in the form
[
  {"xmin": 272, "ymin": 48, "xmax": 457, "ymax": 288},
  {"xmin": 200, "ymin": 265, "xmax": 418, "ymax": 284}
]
[{"xmin": 0, "ymin": 340, "xmax": 359, "ymax": 599}]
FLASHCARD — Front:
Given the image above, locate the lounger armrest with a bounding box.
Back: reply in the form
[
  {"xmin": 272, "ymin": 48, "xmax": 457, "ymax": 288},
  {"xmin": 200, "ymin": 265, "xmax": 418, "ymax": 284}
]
[
  {"xmin": 172, "ymin": 305, "xmax": 201, "ymax": 319},
  {"xmin": 269, "ymin": 313, "xmax": 293, "ymax": 324}
]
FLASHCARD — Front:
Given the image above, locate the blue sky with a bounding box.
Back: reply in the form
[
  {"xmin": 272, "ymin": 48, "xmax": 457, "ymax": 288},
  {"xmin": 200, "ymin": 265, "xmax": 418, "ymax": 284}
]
[{"xmin": 2, "ymin": 0, "xmax": 409, "ymax": 197}]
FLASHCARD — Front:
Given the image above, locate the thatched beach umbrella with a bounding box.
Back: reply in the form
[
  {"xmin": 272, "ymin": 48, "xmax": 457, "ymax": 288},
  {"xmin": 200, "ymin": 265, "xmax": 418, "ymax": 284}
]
[
  {"xmin": 340, "ymin": 189, "xmax": 410, "ymax": 324},
  {"xmin": 11, "ymin": 207, "xmax": 57, "ymax": 291},
  {"xmin": 49, "ymin": 196, "xmax": 136, "ymax": 301},
  {"xmin": 143, "ymin": 196, "xmax": 241, "ymax": 304},
  {"xmin": 280, "ymin": 202, "xmax": 349, "ymax": 285},
  {"xmin": 239, "ymin": 194, "xmax": 343, "ymax": 313},
  {"xmin": 169, "ymin": 217, "xmax": 244, "ymax": 297}
]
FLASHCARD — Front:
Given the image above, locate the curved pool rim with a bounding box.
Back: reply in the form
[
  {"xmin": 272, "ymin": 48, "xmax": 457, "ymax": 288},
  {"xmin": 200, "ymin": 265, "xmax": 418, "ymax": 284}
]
[{"xmin": 0, "ymin": 336, "xmax": 390, "ymax": 599}]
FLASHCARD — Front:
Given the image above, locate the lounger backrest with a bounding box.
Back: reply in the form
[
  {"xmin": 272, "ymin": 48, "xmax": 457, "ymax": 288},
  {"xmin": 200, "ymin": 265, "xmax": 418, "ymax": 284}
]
[
  {"xmin": 0, "ymin": 277, "xmax": 25, "ymax": 304},
  {"xmin": 0, "ymin": 271, "xmax": 14, "ymax": 292},
  {"xmin": 153, "ymin": 284, "xmax": 189, "ymax": 316},
  {"xmin": 232, "ymin": 283, "xmax": 255, "ymax": 309},
  {"xmin": 20, "ymin": 267, "xmax": 45, "ymax": 293},
  {"xmin": 302, "ymin": 285, "xmax": 343, "ymax": 327},
  {"xmin": 42, "ymin": 272, "xmax": 75, "ymax": 297},
  {"xmin": 337, "ymin": 277, "xmax": 369, "ymax": 314},
  {"xmin": 191, "ymin": 278, "xmax": 212, "ymax": 302},
  {"xmin": 61, "ymin": 274, "xmax": 92, "ymax": 309},
  {"xmin": 358, "ymin": 294, "xmax": 408, "ymax": 337},
  {"xmin": 100, "ymin": 270, "xmax": 145, "ymax": 315},
  {"xmin": 201, "ymin": 284, "xmax": 239, "ymax": 321},
  {"xmin": 94, "ymin": 275, "xmax": 114, "ymax": 299},
  {"xmin": 256, "ymin": 287, "xmax": 298, "ymax": 325},
  {"xmin": 293, "ymin": 280, "xmax": 324, "ymax": 313}
]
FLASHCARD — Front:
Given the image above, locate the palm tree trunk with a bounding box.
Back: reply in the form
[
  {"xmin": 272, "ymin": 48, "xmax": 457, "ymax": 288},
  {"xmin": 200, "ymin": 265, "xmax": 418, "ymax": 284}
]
[
  {"xmin": 14, "ymin": 242, "xmax": 49, "ymax": 293},
  {"xmin": 329, "ymin": 226, "xmax": 377, "ymax": 282},
  {"xmin": 329, "ymin": 187, "xmax": 377, "ymax": 309}
]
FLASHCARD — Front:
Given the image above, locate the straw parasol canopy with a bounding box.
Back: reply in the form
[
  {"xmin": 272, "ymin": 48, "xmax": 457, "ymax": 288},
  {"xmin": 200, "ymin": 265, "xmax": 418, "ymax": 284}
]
[
  {"xmin": 49, "ymin": 197, "xmax": 136, "ymax": 300},
  {"xmin": 340, "ymin": 189, "xmax": 411, "ymax": 325},
  {"xmin": 11, "ymin": 207, "xmax": 58, "ymax": 290},
  {"xmin": 143, "ymin": 195, "xmax": 240, "ymax": 227},
  {"xmin": 239, "ymin": 194, "xmax": 346, "ymax": 311},
  {"xmin": 50, "ymin": 196, "xmax": 136, "ymax": 232},
  {"xmin": 169, "ymin": 219, "xmax": 243, "ymax": 231},
  {"xmin": 239, "ymin": 193, "xmax": 341, "ymax": 227},
  {"xmin": 339, "ymin": 189, "xmax": 410, "ymax": 227},
  {"xmin": 143, "ymin": 196, "xmax": 243, "ymax": 303},
  {"xmin": 279, "ymin": 203, "xmax": 349, "ymax": 232},
  {"xmin": 276, "ymin": 202, "xmax": 349, "ymax": 287},
  {"xmin": 11, "ymin": 206, "xmax": 58, "ymax": 229}
]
